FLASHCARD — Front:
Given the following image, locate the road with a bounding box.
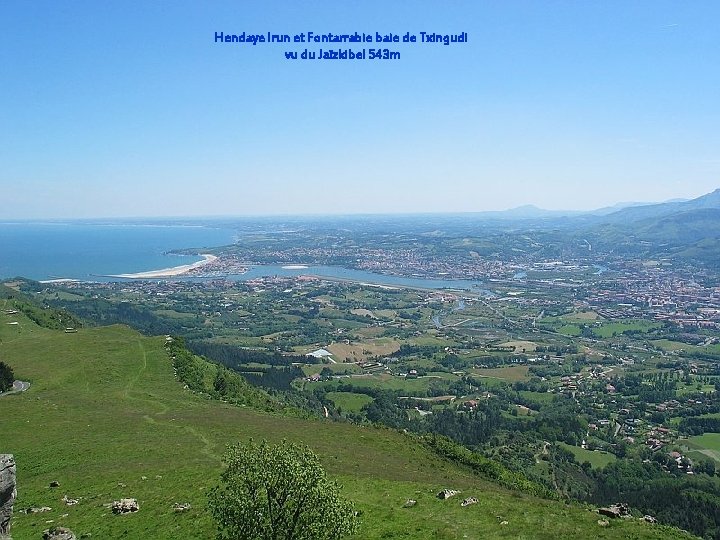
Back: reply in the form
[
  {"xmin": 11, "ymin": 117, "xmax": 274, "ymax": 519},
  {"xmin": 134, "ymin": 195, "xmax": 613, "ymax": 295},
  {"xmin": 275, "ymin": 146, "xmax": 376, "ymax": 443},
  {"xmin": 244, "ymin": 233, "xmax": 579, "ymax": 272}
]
[{"xmin": 0, "ymin": 380, "xmax": 30, "ymax": 397}]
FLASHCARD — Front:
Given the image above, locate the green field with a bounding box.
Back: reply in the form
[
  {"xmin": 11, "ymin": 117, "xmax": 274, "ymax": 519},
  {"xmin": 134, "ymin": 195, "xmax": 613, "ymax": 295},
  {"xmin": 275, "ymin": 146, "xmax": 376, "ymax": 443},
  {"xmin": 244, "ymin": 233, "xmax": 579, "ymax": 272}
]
[
  {"xmin": 592, "ymin": 320, "xmax": 661, "ymax": 338},
  {"xmin": 652, "ymin": 339, "xmax": 690, "ymax": 352},
  {"xmin": 326, "ymin": 391, "xmax": 373, "ymax": 412},
  {"xmin": 0, "ymin": 312, "xmax": 694, "ymax": 539},
  {"xmin": 685, "ymin": 434, "xmax": 720, "ymax": 463},
  {"xmin": 557, "ymin": 324, "xmax": 581, "ymax": 336},
  {"xmin": 652, "ymin": 339, "xmax": 720, "ymax": 355},
  {"xmin": 557, "ymin": 443, "xmax": 616, "ymax": 469}
]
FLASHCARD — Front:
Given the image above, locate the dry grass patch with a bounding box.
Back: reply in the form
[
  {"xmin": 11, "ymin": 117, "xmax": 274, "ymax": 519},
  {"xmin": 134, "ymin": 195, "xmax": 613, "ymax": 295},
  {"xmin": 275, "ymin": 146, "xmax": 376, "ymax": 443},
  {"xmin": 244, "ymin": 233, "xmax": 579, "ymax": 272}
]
[
  {"xmin": 499, "ymin": 340, "xmax": 537, "ymax": 353},
  {"xmin": 327, "ymin": 339, "xmax": 401, "ymax": 362},
  {"xmin": 473, "ymin": 365, "xmax": 531, "ymax": 382}
]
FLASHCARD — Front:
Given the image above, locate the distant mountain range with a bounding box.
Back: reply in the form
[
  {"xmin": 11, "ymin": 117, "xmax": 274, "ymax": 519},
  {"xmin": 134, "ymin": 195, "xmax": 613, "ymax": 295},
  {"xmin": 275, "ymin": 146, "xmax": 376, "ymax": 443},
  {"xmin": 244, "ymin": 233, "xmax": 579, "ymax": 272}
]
[
  {"xmin": 581, "ymin": 188, "xmax": 720, "ymax": 264},
  {"xmin": 474, "ymin": 188, "xmax": 720, "ymax": 265},
  {"xmin": 491, "ymin": 193, "xmax": 711, "ymax": 220},
  {"xmin": 593, "ymin": 188, "xmax": 720, "ymax": 224}
]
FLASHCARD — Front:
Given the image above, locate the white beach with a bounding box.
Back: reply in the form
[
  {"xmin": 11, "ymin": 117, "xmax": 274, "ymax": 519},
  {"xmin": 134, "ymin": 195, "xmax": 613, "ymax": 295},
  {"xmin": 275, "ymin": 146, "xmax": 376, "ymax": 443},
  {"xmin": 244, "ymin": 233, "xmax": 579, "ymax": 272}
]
[{"xmin": 107, "ymin": 254, "xmax": 218, "ymax": 279}]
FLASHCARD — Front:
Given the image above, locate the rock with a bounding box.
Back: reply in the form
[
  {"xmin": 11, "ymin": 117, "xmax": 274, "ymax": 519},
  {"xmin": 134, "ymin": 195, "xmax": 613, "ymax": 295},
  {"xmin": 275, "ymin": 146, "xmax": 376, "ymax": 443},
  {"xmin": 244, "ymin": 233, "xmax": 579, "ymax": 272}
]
[
  {"xmin": 0, "ymin": 454, "xmax": 16, "ymax": 538},
  {"xmin": 26, "ymin": 506, "xmax": 52, "ymax": 514},
  {"xmin": 598, "ymin": 502, "xmax": 630, "ymax": 518},
  {"xmin": 112, "ymin": 498, "xmax": 139, "ymax": 514},
  {"xmin": 598, "ymin": 519, "xmax": 609, "ymax": 527},
  {"xmin": 500, "ymin": 521, "xmax": 509, "ymax": 526},
  {"xmin": 42, "ymin": 526, "xmax": 77, "ymax": 540},
  {"xmin": 62, "ymin": 495, "xmax": 79, "ymax": 506},
  {"xmin": 436, "ymin": 489, "xmax": 460, "ymax": 500},
  {"xmin": 172, "ymin": 502, "xmax": 191, "ymax": 513},
  {"xmin": 49, "ymin": 481, "xmax": 60, "ymax": 488},
  {"xmin": 642, "ymin": 515, "xmax": 657, "ymax": 524},
  {"xmin": 402, "ymin": 499, "xmax": 417, "ymax": 508},
  {"xmin": 460, "ymin": 497, "xmax": 478, "ymax": 507}
]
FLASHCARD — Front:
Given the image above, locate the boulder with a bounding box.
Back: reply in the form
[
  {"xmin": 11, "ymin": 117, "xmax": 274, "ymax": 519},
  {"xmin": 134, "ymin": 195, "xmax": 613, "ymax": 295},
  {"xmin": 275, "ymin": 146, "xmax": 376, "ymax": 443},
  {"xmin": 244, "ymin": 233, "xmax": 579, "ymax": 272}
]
[
  {"xmin": 436, "ymin": 489, "xmax": 460, "ymax": 500},
  {"xmin": 43, "ymin": 526, "xmax": 77, "ymax": 540},
  {"xmin": 62, "ymin": 495, "xmax": 79, "ymax": 506},
  {"xmin": 460, "ymin": 497, "xmax": 478, "ymax": 507},
  {"xmin": 0, "ymin": 454, "xmax": 16, "ymax": 538},
  {"xmin": 112, "ymin": 498, "xmax": 139, "ymax": 514},
  {"xmin": 402, "ymin": 499, "xmax": 417, "ymax": 508},
  {"xmin": 49, "ymin": 481, "xmax": 60, "ymax": 488},
  {"xmin": 26, "ymin": 506, "xmax": 52, "ymax": 514},
  {"xmin": 172, "ymin": 502, "xmax": 191, "ymax": 513},
  {"xmin": 642, "ymin": 515, "xmax": 657, "ymax": 524},
  {"xmin": 598, "ymin": 502, "xmax": 630, "ymax": 518}
]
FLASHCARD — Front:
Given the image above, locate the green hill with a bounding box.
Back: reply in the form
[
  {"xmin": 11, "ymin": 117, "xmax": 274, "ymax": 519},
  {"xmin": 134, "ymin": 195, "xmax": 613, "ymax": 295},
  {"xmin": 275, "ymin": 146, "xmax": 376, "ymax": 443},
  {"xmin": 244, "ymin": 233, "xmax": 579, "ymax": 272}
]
[{"xmin": 0, "ymin": 306, "xmax": 694, "ymax": 539}]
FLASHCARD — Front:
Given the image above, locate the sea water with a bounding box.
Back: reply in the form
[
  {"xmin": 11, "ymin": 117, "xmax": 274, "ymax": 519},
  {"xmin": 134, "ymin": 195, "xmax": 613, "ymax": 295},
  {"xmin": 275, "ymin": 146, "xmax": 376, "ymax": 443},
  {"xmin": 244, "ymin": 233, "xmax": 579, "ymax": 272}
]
[{"xmin": 0, "ymin": 222, "xmax": 236, "ymax": 281}]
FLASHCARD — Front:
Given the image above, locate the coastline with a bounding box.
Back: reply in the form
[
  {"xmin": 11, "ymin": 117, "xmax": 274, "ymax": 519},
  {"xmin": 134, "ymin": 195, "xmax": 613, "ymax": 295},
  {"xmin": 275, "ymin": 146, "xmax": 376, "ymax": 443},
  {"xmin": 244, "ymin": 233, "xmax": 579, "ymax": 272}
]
[{"xmin": 106, "ymin": 254, "xmax": 218, "ymax": 279}]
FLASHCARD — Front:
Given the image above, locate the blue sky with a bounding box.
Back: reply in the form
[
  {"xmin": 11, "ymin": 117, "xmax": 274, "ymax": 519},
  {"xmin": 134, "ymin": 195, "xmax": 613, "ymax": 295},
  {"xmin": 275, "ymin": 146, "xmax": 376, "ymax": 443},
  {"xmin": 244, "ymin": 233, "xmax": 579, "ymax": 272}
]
[{"xmin": 1, "ymin": 1, "xmax": 719, "ymax": 218}]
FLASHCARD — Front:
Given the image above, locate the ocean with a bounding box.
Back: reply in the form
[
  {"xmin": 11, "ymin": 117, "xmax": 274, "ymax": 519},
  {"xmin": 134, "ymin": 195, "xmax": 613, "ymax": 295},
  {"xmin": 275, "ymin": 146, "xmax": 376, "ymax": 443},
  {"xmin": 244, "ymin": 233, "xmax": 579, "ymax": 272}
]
[{"xmin": 0, "ymin": 222, "xmax": 236, "ymax": 281}]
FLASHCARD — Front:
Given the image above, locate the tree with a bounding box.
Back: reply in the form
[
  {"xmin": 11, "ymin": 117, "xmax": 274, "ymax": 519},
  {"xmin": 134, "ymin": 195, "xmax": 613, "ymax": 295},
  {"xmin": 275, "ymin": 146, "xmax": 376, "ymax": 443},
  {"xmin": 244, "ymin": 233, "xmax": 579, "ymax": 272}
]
[
  {"xmin": 0, "ymin": 361, "xmax": 14, "ymax": 392},
  {"xmin": 208, "ymin": 439, "xmax": 359, "ymax": 540}
]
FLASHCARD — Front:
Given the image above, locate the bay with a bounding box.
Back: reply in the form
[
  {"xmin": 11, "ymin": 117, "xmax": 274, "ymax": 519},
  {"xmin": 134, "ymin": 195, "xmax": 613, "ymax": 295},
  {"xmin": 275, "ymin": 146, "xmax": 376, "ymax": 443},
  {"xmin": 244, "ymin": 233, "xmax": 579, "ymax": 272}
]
[{"xmin": 0, "ymin": 222, "xmax": 236, "ymax": 281}]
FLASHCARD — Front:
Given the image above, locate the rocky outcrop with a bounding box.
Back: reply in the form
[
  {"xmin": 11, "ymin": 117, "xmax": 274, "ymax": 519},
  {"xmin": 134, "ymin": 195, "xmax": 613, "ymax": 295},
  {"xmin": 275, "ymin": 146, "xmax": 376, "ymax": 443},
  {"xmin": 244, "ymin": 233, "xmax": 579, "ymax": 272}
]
[
  {"xmin": 0, "ymin": 454, "xmax": 16, "ymax": 538},
  {"xmin": 112, "ymin": 498, "xmax": 139, "ymax": 514},
  {"xmin": 437, "ymin": 489, "xmax": 460, "ymax": 500},
  {"xmin": 598, "ymin": 502, "xmax": 630, "ymax": 518},
  {"xmin": 460, "ymin": 497, "xmax": 478, "ymax": 507},
  {"xmin": 42, "ymin": 526, "xmax": 76, "ymax": 540}
]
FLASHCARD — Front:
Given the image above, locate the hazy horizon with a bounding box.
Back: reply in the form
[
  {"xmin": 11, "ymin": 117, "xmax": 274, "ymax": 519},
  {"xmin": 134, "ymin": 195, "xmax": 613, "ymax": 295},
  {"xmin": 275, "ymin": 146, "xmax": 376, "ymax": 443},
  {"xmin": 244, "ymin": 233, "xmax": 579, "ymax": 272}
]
[{"xmin": 0, "ymin": 187, "xmax": 714, "ymax": 222}]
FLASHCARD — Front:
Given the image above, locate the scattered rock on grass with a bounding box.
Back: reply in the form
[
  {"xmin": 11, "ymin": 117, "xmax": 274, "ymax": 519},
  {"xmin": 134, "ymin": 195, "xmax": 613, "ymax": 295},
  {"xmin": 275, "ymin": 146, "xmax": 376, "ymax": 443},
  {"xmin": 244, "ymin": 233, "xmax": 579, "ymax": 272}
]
[
  {"xmin": 112, "ymin": 498, "xmax": 139, "ymax": 514},
  {"xmin": 26, "ymin": 506, "xmax": 52, "ymax": 514},
  {"xmin": 62, "ymin": 495, "xmax": 79, "ymax": 506},
  {"xmin": 403, "ymin": 499, "xmax": 417, "ymax": 508},
  {"xmin": 460, "ymin": 497, "xmax": 478, "ymax": 507},
  {"xmin": 437, "ymin": 489, "xmax": 460, "ymax": 500},
  {"xmin": 172, "ymin": 502, "xmax": 191, "ymax": 513}
]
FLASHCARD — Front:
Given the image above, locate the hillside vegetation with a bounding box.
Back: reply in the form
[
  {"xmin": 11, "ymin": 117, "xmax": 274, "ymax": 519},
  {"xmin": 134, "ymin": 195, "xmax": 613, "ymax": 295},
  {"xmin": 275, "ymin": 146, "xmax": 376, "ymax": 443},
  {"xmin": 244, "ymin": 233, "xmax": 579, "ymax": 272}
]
[{"xmin": 0, "ymin": 305, "xmax": 695, "ymax": 539}]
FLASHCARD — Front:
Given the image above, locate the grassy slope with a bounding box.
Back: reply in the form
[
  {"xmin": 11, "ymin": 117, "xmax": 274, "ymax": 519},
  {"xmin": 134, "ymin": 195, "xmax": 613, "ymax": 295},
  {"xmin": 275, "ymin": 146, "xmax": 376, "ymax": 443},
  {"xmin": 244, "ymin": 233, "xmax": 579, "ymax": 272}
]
[{"xmin": 0, "ymin": 311, "xmax": 694, "ymax": 539}]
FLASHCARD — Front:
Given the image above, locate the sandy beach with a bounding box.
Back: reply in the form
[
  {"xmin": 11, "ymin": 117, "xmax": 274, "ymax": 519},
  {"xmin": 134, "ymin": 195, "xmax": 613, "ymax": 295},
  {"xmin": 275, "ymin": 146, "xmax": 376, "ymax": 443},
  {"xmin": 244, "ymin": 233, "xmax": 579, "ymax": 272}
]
[{"xmin": 107, "ymin": 254, "xmax": 218, "ymax": 279}]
